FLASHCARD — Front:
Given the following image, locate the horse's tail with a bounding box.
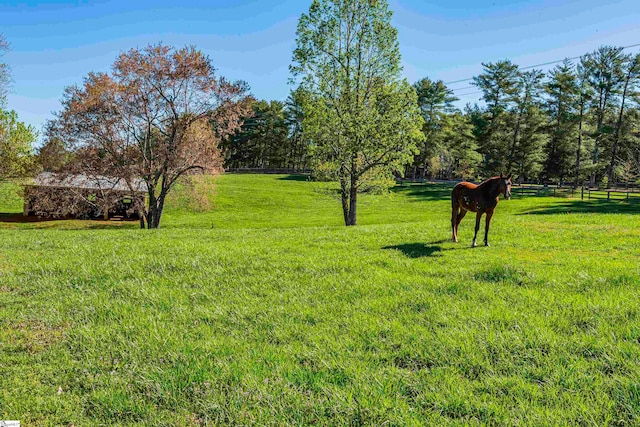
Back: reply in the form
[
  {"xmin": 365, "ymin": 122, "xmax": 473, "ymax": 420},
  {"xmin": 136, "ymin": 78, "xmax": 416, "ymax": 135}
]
[
  {"xmin": 451, "ymin": 184, "xmax": 460, "ymax": 216},
  {"xmin": 451, "ymin": 183, "xmax": 460, "ymax": 207},
  {"xmin": 451, "ymin": 184, "xmax": 460, "ymax": 237}
]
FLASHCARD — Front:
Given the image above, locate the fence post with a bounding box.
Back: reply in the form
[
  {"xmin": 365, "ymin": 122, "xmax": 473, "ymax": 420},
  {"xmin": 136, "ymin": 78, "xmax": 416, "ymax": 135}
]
[
  {"xmin": 607, "ymin": 191, "xmax": 610, "ymax": 201},
  {"xmin": 581, "ymin": 187, "xmax": 584, "ymax": 200}
]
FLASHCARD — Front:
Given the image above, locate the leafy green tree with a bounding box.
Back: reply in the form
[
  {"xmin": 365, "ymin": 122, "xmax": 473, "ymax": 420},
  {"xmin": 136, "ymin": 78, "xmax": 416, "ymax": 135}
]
[
  {"xmin": 223, "ymin": 95, "xmax": 311, "ymax": 171},
  {"xmin": 617, "ymin": 106, "xmax": 640, "ymax": 182},
  {"xmin": 607, "ymin": 53, "xmax": 640, "ymax": 184},
  {"xmin": 291, "ymin": 0, "xmax": 424, "ymax": 226},
  {"xmin": 581, "ymin": 46, "xmax": 627, "ymax": 186},
  {"xmin": 472, "ymin": 60, "xmax": 521, "ymax": 174},
  {"xmin": 573, "ymin": 60, "xmax": 594, "ymax": 185},
  {"xmin": 0, "ymin": 109, "xmax": 37, "ymax": 180},
  {"xmin": 37, "ymin": 121, "xmax": 70, "ymax": 173},
  {"xmin": 441, "ymin": 112, "xmax": 482, "ymax": 179},
  {"xmin": 257, "ymin": 100, "xmax": 289, "ymax": 168},
  {"xmin": 411, "ymin": 77, "xmax": 457, "ymax": 178},
  {"xmin": 543, "ymin": 59, "xmax": 579, "ymax": 183},
  {"xmin": 243, "ymin": 100, "xmax": 288, "ymax": 168},
  {"xmin": 466, "ymin": 103, "xmax": 489, "ymax": 163},
  {"xmin": 508, "ymin": 69, "xmax": 546, "ymax": 180},
  {"xmin": 618, "ymin": 106, "xmax": 640, "ymax": 182},
  {"xmin": 0, "ymin": 35, "xmax": 37, "ymax": 181},
  {"xmin": 474, "ymin": 60, "xmax": 521, "ymax": 116},
  {"xmin": 472, "ymin": 62, "xmax": 548, "ymax": 180},
  {"xmin": 285, "ymin": 87, "xmax": 311, "ymax": 170},
  {"xmin": 222, "ymin": 98, "xmax": 258, "ymax": 169}
]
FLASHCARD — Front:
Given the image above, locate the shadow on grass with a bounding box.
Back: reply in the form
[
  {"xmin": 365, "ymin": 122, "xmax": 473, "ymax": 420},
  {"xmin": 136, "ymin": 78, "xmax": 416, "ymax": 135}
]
[
  {"xmin": 519, "ymin": 200, "xmax": 640, "ymax": 215},
  {"xmin": 0, "ymin": 213, "xmax": 59, "ymax": 223},
  {"xmin": 0, "ymin": 212, "xmax": 139, "ymax": 229},
  {"xmin": 81, "ymin": 222, "xmax": 139, "ymax": 230},
  {"xmin": 383, "ymin": 243, "xmax": 443, "ymax": 258},
  {"xmin": 277, "ymin": 174, "xmax": 311, "ymax": 182},
  {"xmin": 383, "ymin": 239, "xmax": 482, "ymax": 258},
  {"xmin": 391, "ymin": 185, "xmax": 453, "ymax": 201}
]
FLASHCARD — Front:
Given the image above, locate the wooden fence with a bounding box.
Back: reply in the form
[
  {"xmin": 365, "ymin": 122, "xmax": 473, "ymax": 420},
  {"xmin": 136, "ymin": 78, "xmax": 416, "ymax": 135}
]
[
  {"xmin": 225, "ymin": 168, "xmax": 312, "ymax": 175},
  {"xmin": 579, "ymin": 187, "xmax": 640, "ymax": 203},
  {"xmin": 395, "ymin": 178, "xmax": 640, "ymax": 203},
  {"xmin": 512, "ymin": 185, "xmax": 640, "ymax": 203},
  {"xmin": 396, "ymin": 178, "xmax": 458, "ymax": 188}
]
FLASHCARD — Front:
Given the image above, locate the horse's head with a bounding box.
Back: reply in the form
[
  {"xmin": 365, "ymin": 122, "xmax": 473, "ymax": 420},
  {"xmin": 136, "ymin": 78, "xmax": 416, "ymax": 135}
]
[{"xmin": 499, "ymin": 173, "xmax": 512, "ymax": 199}]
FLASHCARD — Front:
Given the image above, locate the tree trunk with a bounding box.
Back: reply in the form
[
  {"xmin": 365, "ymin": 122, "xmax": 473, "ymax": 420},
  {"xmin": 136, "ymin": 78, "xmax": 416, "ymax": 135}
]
[
  {"xmin": 347, "ymin": 174, "xmax": 358, "ymax": 226},
  {"xmin": 421, "ymin": 138, "xmax": 429, "ymax": 178},
  {"xmin": 149, "ymin": 192, "xmax": 167, "ymax": 229},
  {"xmin": 591, "ymin": 88, "xmax": 608, "ymax": 187},
  {"xmin": 590, "ymin": 143, "xmax": 599, "ymax": 187},
  {"xmin": 148, "ymin": 206, "xmax": 160, "ymax": 229},
  {"xmin": 340, "ymin": 176, "xmax": 350, "ymax": 226},
  {"xmin": 508, "ymin": 109, "xmax": 523, "ymax": 173},
  {"xmin": 607, "ymin": 70, "xmax": 633, "ymax": 185},
  {"xmin": 144, "ymin": 194, "xmax": 164, "ymax": 229},
  {"xmin": 338, "ymin": 169, "xmax": 359, "ymax": 227},
  {"xmin": 575, "ymin": 103, "xmax": 584, "ymax": 187},
  {"xmin": 144, "ymin": 190, "xmax": 156, "ymax": 229}
]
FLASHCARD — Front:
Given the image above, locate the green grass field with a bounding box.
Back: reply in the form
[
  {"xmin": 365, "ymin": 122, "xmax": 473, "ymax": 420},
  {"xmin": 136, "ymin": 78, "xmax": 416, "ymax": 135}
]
[{"xmin": 1, "ymin": 174, "xmax": 639, "ymax": 426}]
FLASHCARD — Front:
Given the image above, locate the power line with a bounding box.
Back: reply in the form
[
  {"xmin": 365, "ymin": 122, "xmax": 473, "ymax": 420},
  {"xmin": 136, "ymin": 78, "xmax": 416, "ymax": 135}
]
[
  {"xmin": 454, "ymin": 91, "xmax": 483, "ymax": 97},
  {"xmin": 443, "ymin": 42, "xmax": 640, "ymax": 87},
  {"xmin": 450, "ymin": 85, "xmax": 474, "ymax": 92}
]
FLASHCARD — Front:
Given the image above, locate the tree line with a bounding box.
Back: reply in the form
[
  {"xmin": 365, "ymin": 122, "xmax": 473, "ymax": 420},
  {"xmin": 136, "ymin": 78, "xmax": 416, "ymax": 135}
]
[
  {"xmin": 220, "ymin": 89, "xmax": 310, "ymax": 171},
  {"xmin": 233, "ymin": 45, "xmax": 640, "ymax": 188},
  {"xmin": 449, "ymin": 47, "xmax": 640, "ymax": 187}
]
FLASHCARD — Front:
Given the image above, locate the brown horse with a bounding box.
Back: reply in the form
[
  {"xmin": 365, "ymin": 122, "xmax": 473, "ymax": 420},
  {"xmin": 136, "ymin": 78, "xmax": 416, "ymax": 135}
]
[{"xmin": 451, "ymin": 174, "xmax": 512, "ymax": 247}]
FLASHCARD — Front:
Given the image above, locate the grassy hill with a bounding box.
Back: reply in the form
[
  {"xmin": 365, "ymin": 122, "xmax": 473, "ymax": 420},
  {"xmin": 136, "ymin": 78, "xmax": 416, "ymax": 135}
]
[{"xmin": 1, "ymin": 174, "xmax": 639, "ymax": 425}]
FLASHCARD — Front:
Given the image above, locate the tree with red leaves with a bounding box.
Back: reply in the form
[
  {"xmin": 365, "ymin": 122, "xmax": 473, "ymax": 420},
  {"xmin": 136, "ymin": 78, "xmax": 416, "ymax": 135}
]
[{"xmin": 47, "ymin": 44, "xmax": 251, "ymax": 228}]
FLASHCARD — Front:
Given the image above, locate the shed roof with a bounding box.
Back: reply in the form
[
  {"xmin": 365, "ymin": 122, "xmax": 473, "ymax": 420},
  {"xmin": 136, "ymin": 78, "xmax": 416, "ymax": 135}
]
[{"xmin": 33, "ymin": 172, "xmax": 146, "ymax": 193}]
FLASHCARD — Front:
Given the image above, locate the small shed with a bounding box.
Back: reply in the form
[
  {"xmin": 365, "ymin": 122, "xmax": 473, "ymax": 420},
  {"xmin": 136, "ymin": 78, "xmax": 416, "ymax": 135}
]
[{"xmin": 24, "ymin": 172, "xmax": 146, "ymax": 220}]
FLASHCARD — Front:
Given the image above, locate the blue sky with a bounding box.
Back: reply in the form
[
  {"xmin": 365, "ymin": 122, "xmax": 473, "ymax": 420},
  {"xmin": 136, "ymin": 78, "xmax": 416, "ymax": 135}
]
[{"xmin": 2, "ymin": 0, "xmax": 640, "ymax": 138}]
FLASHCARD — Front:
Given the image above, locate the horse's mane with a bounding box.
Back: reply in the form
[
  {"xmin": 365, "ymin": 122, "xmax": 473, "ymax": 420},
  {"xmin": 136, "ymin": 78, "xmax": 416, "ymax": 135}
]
[{"xmin": 477, "ymin": 176, "xmax": 502, "ymax": 187}]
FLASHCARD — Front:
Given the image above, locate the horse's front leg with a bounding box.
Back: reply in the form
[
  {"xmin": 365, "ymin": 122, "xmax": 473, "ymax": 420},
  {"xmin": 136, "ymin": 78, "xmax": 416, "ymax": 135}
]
[
  {"xmin": 472, "ymin": 211, "xmax": 482, "ymax": 247},
  {"xmin": 484, "ymin": 209, "xmax": 494, "ymax": 247}
]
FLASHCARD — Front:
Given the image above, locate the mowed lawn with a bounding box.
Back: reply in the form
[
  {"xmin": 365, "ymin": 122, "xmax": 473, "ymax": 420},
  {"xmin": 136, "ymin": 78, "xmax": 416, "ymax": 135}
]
[{"xmin": 1, "ymin": 174, "xmax": 640, "ymax": 426}]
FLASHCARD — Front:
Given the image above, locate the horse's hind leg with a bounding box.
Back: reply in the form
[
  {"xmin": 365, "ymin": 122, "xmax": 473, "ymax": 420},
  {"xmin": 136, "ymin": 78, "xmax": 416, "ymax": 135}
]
[
  {"xmin": 456, "ymin": 209, "xmax": 467, "ymax": 228},
  {"xmin": 456, "ymin": 208, "xmax": 467, "ymax": 242},
  {"xmin": 451, "ymin": 204, "xmax": 459, "ymax": 242}
]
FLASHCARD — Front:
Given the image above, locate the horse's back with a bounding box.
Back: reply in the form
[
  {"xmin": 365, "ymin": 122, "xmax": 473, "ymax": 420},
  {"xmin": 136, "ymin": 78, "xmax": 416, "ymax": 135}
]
[
  {"xmin": 455, "ymin": 181, "xmax": 478, "ymax": 190},
  {"xmin": 452, "ymin": 181, "xmax": 478, "ymax": 197}
]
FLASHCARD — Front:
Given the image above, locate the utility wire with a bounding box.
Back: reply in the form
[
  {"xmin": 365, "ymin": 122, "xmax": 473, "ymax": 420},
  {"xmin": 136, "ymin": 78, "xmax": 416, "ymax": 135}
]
[
  {"xmin": 450, "ymin": 85, "xmax": 475, "ymax": 91},
  {"xmin": 454, "ymin": 91, "xmax": 483, "ymax": 97},
  {"xmin": 444, "ymin": 42, "xmax": 640, "ymax": 87}
]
